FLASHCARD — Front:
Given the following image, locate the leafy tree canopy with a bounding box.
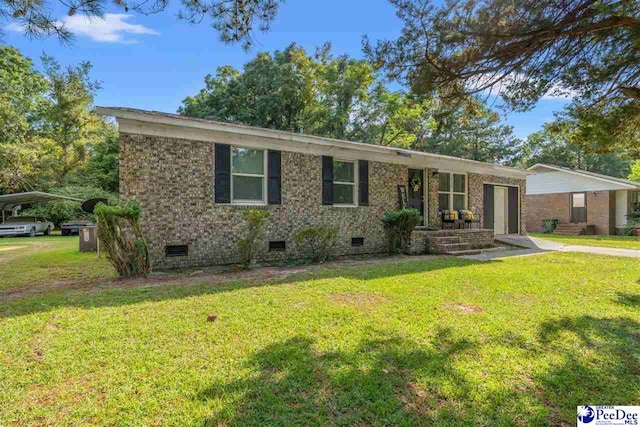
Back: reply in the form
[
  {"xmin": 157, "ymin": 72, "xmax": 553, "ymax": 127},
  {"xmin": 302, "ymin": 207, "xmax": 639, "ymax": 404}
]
[
  {"xmin": 1, "ymin": 0, "xmax": 282, "ymax": 49},
  {"xmin": 0, "ymin": 46, "xmax": 117, "ymax": 198},
  {"xmin": 365, "ymin": 0, "xmax": 640, "ymax": 153},
  {"xmin": 180, "ymin": 43, "xmax": 520, "ymax": 164},
  {"xmin": 629, "ymin": 160, "xmax": 640, "ymax": 182},
  {"xmin": 517, "ymin": 122, "xmax": 632, "ymax": 177}
]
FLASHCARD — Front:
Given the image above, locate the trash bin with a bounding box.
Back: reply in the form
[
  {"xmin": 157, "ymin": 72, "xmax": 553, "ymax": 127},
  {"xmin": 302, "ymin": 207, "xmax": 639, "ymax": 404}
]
[{"xmin": 79, "ymin": 225, "xmax": 98, "ymax": 252}]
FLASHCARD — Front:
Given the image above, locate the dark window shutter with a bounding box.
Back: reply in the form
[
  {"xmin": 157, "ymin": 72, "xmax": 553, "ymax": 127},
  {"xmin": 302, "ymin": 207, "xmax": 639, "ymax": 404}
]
[
  {"xmin": 322, "ymin": 156, "xmax": 333, "ymax": 205},
  {"xmin": 508, "ymin": 186, "xmax": 519, "ymax": 234},
  {"xmin": 215, "ymin": 144, "xmax": 231, "ymax": 203},
  {"xmin": 358, "ymin": 160, "xmax": 369, "ymax": 206},
  {"xmin": 483, "ymin": 184, "xmax": 494, "ymax": 230},
  {"xmin": 267, "ymin": 150, "xmax": 281, "ymax": 205}
]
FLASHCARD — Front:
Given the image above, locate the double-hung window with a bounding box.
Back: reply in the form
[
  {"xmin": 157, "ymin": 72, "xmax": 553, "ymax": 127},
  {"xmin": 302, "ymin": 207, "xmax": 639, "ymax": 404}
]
[
  {"xmin": 231, "ymin": 147, "xmax": 266, "ymax": 203},
  {"xmin": 438, "ymin": 172, "xmax": 467, "ymax": 211},
  {"xmin": 333, "ymin": 160, "xmax": 357, "ymax": 205}
]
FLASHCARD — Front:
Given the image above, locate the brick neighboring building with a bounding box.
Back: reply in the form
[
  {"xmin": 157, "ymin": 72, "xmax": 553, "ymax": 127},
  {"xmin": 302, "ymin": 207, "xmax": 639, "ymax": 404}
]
[
  {"xmin": 526, "ymin": 164, "xmax": 640, "ymax": 235},
  {"xmin": 98, "ymin": 107, "xmax": 530, "ymax": 269}
]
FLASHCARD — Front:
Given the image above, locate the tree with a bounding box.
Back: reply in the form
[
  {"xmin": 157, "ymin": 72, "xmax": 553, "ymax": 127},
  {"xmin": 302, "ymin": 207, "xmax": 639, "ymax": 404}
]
[
  {"xmin": 0, "ymin": 46, "xmax": 49, "ymax": 192},
  {"xmin": 39, "ymin": 55, "xmax": 106, "ymax": 186},
  {"xmin": 0, "ymin": 46, "xmax": 118, "ymax": 195},
  {"xmin": 180, "ymin": 44, "xmax": 316, "ymax": 131},
  {"xmin": 518, "ymin": 123, "xmax": 632, "ymax": 177},
  {"xmin": 365, "ymin": 0, "xmax": 640, "ymax": 152},
  {"xmin": 417, "ymin": 101, "xmax": 521, "ymax": 164},
  {"xmin": 629, "ymin": 160, "xmax": 640, "ymax": 182},
  {"xmin": 1, "ymin": 0, "xmax": 282, "ymax": 49},
  {"xmin": 181, "ymin": 43, "xmax": 520, "ymax": 164}
]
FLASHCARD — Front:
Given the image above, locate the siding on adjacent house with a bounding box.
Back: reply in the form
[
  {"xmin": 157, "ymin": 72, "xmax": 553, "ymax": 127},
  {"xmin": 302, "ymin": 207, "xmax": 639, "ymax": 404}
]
[{"xmin": 527, "ymin": 170, "xmax": 622, "ymax": 195}]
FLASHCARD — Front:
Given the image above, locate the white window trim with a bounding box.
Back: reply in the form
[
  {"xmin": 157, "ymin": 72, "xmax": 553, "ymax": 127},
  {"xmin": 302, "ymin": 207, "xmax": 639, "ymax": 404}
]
[
  {"xmin": 333, "ymin": 159, "xmax": 358, "ymax": 207},
  {"xmin": 230, "ymin": 146, "xmax": 268, "ymax": 205},
  {"xmin": 437, "ymin": 171, "xmax": 467, "ymax": 211}
]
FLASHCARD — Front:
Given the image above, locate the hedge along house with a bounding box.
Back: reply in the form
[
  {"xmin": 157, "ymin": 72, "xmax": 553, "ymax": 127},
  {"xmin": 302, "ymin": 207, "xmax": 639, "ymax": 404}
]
[
  {"xmin": 97, "ymin": 107, "xmax": 530, "ymax": 269},
  {"xmin": 526, "ymin": 164, "xmax": 640, "ymax": 235}
]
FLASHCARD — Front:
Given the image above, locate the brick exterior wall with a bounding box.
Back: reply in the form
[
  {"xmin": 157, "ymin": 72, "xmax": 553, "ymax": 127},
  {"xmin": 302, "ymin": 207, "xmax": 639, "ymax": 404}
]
[
  {"xmin": 120, "ymin": 132, "xmax": 526, "ymax": 268},
  {"xmin": 525, "ymin": 190, "xmax": 615, "ymax": 235}
]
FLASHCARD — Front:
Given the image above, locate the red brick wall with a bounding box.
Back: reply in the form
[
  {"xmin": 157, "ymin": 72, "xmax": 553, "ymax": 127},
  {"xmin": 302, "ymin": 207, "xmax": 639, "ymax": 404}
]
[
  {"xmin": 587, "ymin": 191, "xmax": 615, "ymax": 235},
  {"xmin": 526, "ymin": 193, "xmax": 571, "ymax": 232},
  {"xmin": 525, "ymin": 191, "xmax": 614, "ymax": 234}
]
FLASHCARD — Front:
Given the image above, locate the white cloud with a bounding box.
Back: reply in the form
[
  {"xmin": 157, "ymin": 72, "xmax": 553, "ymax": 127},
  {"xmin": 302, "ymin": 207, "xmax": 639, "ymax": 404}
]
[
  {"xmin": 6, "ymin": 13, "xmax": 159, "ymax": 43},
  {"xmin": 62, "ymin": 13, "xmax": 159, "ymax": 43}
]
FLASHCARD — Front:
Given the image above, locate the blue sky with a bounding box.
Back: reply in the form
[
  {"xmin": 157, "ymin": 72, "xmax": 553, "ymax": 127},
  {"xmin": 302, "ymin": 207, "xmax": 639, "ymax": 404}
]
[{"xmin": 4, "ymin": 0, "xmax": 570, "ymax": 139}]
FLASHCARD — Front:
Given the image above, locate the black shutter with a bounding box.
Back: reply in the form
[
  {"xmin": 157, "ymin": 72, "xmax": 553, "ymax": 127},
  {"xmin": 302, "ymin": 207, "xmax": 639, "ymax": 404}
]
[
  {"xmin": 322, "ymin": 156, "xmax": 333, "ymax": 205},
  {"xmin": 267, "ymin": 150, "xmax": 281, "ymax": 204},
  {"xmin": 215, "ymin": 144, "xmax": 231, "ymax": 203},
  {"xmin": 483, "ymin": 184, "xmax": 494, "ymax": 230},
  {"xmin": 358, "ymin": 160, "xmax": 369, "ymax": 206},
  {"xmin": 508, "ymin": 186, "xmax": 519, "ymax": 234}
]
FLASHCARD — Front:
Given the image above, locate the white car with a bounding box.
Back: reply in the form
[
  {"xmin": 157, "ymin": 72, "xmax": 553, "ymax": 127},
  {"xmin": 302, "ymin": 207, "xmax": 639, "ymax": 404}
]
[{"xmin": 0, "ymin": 216, "xmax": 54, "ymax": 237}]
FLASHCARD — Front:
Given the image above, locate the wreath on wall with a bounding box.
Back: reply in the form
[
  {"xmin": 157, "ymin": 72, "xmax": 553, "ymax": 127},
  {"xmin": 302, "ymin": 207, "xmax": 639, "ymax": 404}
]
[{"xmin": 410, "ymin": 175, "xmax": 421, "ymax": 192}]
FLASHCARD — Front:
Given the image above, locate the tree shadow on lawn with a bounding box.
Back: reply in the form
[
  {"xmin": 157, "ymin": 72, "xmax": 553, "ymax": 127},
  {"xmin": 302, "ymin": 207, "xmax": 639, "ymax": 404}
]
[
  {"xmin": 0, "ymin": 256, "xmax": 490, "ymax": 319},
  {"xmin": 197, "ymin": 328, "xmax": 487, "ymax": 426},
  {"xmin": 534, "ymin": 315, "xmax": 640, "ymax": 422},
  {"xmin": 195, "ymin": 315, "xmax": 640, "ymax": 426},
  {"xmin": 614, "ymin": 292, "xmax": 640, "ymax": 308}
]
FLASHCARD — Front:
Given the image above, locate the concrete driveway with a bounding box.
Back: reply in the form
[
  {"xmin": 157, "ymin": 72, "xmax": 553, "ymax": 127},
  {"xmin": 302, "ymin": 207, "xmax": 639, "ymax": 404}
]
[{"xmin": 484, "ymin": 235, "xmax": 640, "ymax": 259}]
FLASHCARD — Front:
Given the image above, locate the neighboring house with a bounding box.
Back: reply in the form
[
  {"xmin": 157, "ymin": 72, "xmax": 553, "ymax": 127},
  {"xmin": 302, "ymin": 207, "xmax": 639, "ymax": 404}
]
[
  {"xmin": 97, "ymin": 107, "xmax": 530, "ymax": 268},
  {"xmin": 526, "ymin": 163, "xmax": 640, "ymax": 235}
]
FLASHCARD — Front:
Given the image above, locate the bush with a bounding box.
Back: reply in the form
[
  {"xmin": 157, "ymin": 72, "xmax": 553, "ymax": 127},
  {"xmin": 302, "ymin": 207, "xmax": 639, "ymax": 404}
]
[
  {"xmin": 623, "ymin": 222, "xmax": 640, "ymax": 236},
  {"xmin": 382, "ymin": 209, "xmax": 423, "ymax": 254},
  {"xmin": 542, "ymin": 219, "xmax": 559, "ymax": 233},
  {"xmin": 237, "ymin": 209, "xmax": 271, "ymax": 267},
  {"xmin": 293, "ymin": 225, "xmax": 339, "ymax": 262},
  {"xmin": 94, "ymin": 200, "xmax": 150, "ymax": 277}
]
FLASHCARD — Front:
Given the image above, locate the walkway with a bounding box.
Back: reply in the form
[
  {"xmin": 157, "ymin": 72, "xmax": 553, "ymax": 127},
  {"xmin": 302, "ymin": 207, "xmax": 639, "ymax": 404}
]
[{"xmin": 470, "ymin": 235, "xmax": 640, "ymax": 261}]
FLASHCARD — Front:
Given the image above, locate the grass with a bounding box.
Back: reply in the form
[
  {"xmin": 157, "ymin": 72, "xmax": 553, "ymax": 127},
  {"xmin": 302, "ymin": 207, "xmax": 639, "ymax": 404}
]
[
  {"xmin": 529, "ymin": 232, "xmax": 640, "ymax": 250},
  {"xmin": 0, "ymin": 235, "xmax": 115, "ymax": 293},
  {"xmin": 1, "ymin": 239, "xmax": 639, "ymax": 425}
]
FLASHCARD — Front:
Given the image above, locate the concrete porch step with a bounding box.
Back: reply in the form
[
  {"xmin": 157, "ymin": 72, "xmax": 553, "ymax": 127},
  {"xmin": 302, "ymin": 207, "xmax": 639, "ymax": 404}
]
[
  {"xmin": 432, "ymin": 242, "xmax": 472, "ymax": 252},
  {"xmin": 446, "ymin": 249, "xmax": 482, "ymax": 256},
  {"xmin": 428, "ymin": 236, "xmax": 463, "ymax": 244}
]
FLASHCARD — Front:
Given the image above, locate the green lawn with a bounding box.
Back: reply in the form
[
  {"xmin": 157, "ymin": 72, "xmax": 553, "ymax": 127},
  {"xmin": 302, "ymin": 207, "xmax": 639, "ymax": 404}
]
[
  {"xmin": 1, "ymin": 239, "xmax": 639, "ymax": 425},
  {"xmin": 0, "ymin": 235, "xmax": 115, "ymax": 293},
  {"xmin": 529, "ymin": 232, "xmax": 640, "ymax": 249}
]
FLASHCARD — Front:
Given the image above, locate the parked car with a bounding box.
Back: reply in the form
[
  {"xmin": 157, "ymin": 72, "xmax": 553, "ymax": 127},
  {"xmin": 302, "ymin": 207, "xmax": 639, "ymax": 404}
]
[
  {"xmin": 61, "ymin": 219, "xmax": 95, "ymax": 236},
  {"xmin": 0, "ymin": 216, "xmax": 54, "ymax": 237}
]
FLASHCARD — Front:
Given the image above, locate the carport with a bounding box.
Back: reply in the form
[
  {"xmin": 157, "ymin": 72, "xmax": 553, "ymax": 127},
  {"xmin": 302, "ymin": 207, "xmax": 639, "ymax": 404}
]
[{"xmin": 0, "ymin": 191, "xmax": 83, "ymax": 223}]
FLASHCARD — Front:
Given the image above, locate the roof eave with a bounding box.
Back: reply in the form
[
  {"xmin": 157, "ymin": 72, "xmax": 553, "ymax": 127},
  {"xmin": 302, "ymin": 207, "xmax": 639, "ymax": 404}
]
[{"xmin": 97, "ymin": 106, "xmax": 532, "ymax": 179}]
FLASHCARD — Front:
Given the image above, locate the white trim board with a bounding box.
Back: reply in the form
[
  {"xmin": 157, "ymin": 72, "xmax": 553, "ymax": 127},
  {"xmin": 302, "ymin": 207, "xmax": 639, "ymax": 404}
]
[{"xmin": 98, "ymin": 107, "xmax": 531, "ymax": 180}]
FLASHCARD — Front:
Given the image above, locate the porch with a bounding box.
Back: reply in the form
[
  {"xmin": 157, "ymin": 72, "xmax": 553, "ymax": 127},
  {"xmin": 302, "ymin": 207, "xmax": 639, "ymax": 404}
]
[{"xmin": 409, "ymin": 228, "xmax": 496, "ymax": 256}]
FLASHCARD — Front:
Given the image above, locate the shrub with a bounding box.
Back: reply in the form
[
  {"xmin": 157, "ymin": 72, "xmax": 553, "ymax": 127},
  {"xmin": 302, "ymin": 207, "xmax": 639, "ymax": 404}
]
[
  {"xmin": 94, "ymin": 200, "xmax": 150, "ymax": 277},
  {"xmin": 237, "ymin": 209, "xmax": 271, "ymax": 267},
  {"xmin": 382, "ymin": 209, "xmax": 423, "ymax": 254},
  {"xmin": 293, "ymin": 225, "xmax": 339, "ymax": 262}
]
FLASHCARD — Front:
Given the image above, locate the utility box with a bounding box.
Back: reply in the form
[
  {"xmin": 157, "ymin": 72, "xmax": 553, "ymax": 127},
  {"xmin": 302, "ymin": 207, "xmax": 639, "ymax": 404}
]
[{"xmin": 79, "ymin": 225, "xmax": 98, "ymax": 252}]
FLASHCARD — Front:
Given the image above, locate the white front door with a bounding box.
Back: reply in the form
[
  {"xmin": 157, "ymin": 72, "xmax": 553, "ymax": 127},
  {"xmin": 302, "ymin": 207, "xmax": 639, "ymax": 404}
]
[{"xmin": 494, "ymin": 186, "xmax": 508, "ymax": 235}]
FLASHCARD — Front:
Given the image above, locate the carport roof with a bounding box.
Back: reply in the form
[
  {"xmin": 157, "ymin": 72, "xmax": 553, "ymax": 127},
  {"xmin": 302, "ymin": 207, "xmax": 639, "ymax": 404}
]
[{"xmin": 0, "ymin": 192, "xmax": 83, "ymax": 210}]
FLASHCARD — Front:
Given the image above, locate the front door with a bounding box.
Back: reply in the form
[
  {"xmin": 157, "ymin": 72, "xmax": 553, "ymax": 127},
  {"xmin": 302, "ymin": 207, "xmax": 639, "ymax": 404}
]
[
  {"xmin": 571, "ymin": 192, "xmax": 587, "ymax": 223},
  {"xmin": 408, "ymin": 169, "xmax": 424, "ymax": 220},
  {"xmin": 493, "ymin": 186, "xmax": 508, "ymax": 234}
]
